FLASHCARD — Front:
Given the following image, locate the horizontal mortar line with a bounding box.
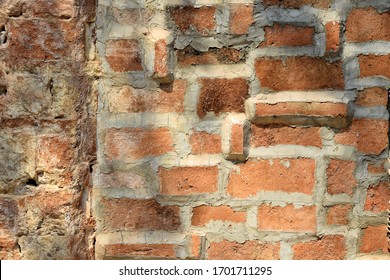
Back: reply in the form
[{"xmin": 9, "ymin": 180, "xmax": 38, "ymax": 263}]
[
  {"xmin": 249, "ymin": 146, "xmax": 323, "ymax": 158},
  {"xmin": 175, "ymin": 64, "xmax": 251, "ymax": 79},
  {"xmin": 343, "ymin": 42, "xmax": 390, "ymax": 58},
  {"xmin": 354, "ymin": 106, "xmax": 389, "ymax": 119}
]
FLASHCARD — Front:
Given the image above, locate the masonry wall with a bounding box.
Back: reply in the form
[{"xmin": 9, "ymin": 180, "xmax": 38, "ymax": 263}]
[{"xmin": 1, "ymin": 0, "xmax": 390, "ymax": 260}]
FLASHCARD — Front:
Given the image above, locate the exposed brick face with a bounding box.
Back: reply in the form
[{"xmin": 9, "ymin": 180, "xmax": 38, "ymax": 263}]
[
  {"xmin": 230, "ymin": 124, "xmax": 244, "ymax": 155},
  {"xmin": 197, "ymin": 78, "xmax": 249, "ymax": 118},
  {"xmin": 293, "ymin": 235, "xmax": 346, "ymax": 260},
  {"xmin": 228, "ymin": 159, "xmax": 316, "ymax": 197},
  {"xmin": 251, "ymin": 125, "xmax": 322, "ymax": 148},
  {"xmin": 346, "ymin": 8, "xmax": 390, "ymax": 42},
  {"xmin": 364, "ymin": 181, "xmax": 390, "ymax": 213},
  {"xmin": 192, "ymin": 206, "xmax": 246, "ymax": 226},
  {"xmin": 105, "ymin": 39, "xmax": 143, "ymax": 72},
  {"xmin": 326, "ymin": 204, "xmax": 351, "ymax": 225},
  {"xmin": 167, "ymin": 6, "xmax": 216, "ymax": 35},
  {"xmin": 255, "ymin": 57, "xmax": 344, "ymax": 91},
  {"xmin": 356, "ymin": 88, "xmax": 388, "ymax": 107},
  {"xmin": 258, "ymin": 204, "xmax": 317, "ymax": 233},
  {"xmin": 326, "ymin": 21, "xmax": 340, "ymax": 51},
  {"xmin": 360, "ymin": 225, "xmax": 388, "ymax": 254},
  {"xmin": 207, "ymin": 240, "xmax": 280, "ymax": 260},
  {"xmin": 190, "ymin": 131, "xmax": 221, "ymax": 154},
  {"xmin": 154, "ymin": 39, "xmax": 169, "ymax": 79},
  {"xmin": 107, "ymin": 80, "xmax": 186, "ymax": 113},
  {"xmin": 104, "ymin": 128, "xmax": 174, "ymax": 161},
  {"xmin": 262, "ymin": 0, "xmax": 333, "ymax": 9},
  {"xmin": 359, "ymin": 54, "xmax": 390, "ymax": 79},
  {"xmin": 230, "ymin": 5, "xmax": 253, "ymax": 35},
  {"xmin": 262, "ymin": 24, "xmax": 315, "ymax": 47},
  {"xmin": 104, "ymin": 244, "xmax": 176, "ymax": 259},
  {"xmin": 191, "ymin": 235, "xmax": 202, "ymax": 259},
  {"xmin": 0, "ymin": 197, "xmax": 18, "ymax": 232},
  {"xmin": 326, "ymin": 159, "xmax": 357, "ymax": 196},
  {"xmin": 334, "ymin": 119, "xmax": 388, "ymax": 155},
  {"xmin": 159, "ymin": 166, "xmax": 219, "ymax": 195},
  {"xmin": 101, "ymin": 198, "xmax": 181, "ymax": 231},
  {"xmin": 177, "ymin": 47, "xmax": 243, "ymax": 66},
  {"xmin": 37, "ymin": 135, "xmax": 74, "ymax": 170}
]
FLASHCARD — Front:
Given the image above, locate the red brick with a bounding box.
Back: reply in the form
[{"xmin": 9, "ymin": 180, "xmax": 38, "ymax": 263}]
[
  {"xmin": 346, "ymin": 8, "xmax": 390, "ymax": 42},
  {"xmin": 262, "ymin": 24, "xmax": 314, "ymax": 47},
  {"xmin": 23, "ymin": 0, "xmax": 74, "ymax": 19},
  {"xmin": 293, "ymin": 235, "xmax": 346, "ymax": 260},
  {"xmin": 230, "ymin": 124, "xmax": 244, "ymax": 155},
  {"xmin": 190, "ymin": 131, "xmax": 221, "ymax": 154},
  {"xmin": 191, "ymin": 235, "xmax": 202, "ymax": 258},
  {"xmin": 228, "ymin": 159, "xmax": 316, "ymax": 198},
  {"xmin": 176, "ymin": 47, "xmax": 243, "ymax": 66},
  {"xmin": 326, "ymin": 204, "xmax": 352, "ymax": 225},
  {"xmin": 262, "ymin": 0, "xmax": 333, "ymax": 9},
  {"xmin": 192, "ymin": 206, "xmax": 246, "ymax": 226},
  {"xmin": 154, "ymin": 39, "xmax": 170, "ymax": 81},
  {"xmin": 104, "ymin": 128, "xmax": 174, "ymax": 161},
  {"xmin": 251, "ymin": 125, "xmax": 322, "ymax": 148},
  {"xmin": 258, "ymin": 204, "xmax": 317, "ymax": 233},
  {"xmin": 37, "ymin": 135, "xmax": 74, "ymax": 170},
  {"xmin": 326, "ymin": 21, "xmax": 340, "ymax": 51},
  {"xmin": 255, "ymin": 57, "xmax": 344, "ymax": 91},
  {"xmin": 105, "ymin": 39, "xmax": 143, "ymax": 72},
  {"xmin": 101, "ymin": 198, "xmax": 180, "ymax": 231},
  {"xmin": 167, "ymin": 6, "xmax": 216, "ymax": 35},
  {"xmin": 198, "ymin": 78, "xmax": 249, "ymax": 118},
  {"xmin": 107, "ymin": 80, "xmax": 186, "ymax": 113},
  {"xmin": 356, "ymin": 88, "xmax": 388, "ymax": 107},
  {"xmin": 326, "ymin": 159, "xmax": 357, "ymax": 196},
  {"xmin": 360, "ymin": 225, "xmax": 388, "ymax": 254},
  {"xmin": 104, "ymin": 244, "xmax": 176, "ymax": 259},
  {"xmin": 364, "ymin": 181, "xmax": 390, "ymax": 213},
  {"xmin": 359, "ymin": 54, "xmax": 390, "ymax": 79},
  {"xmin": 334, "ymin": 119, "xmax": 388, "ymax": 155},
  {"xmin": 367, "ymin": 162, "xmax": 386, "ymax": 175},
  {"xmin": 230, "ymin": 4, "xmax": 253, "ymax": 35},
  {"xmin": 159, "ymin": 166, "xmax": 218, "ymax": 195},
  {"xmin": 207, "ymin": 240, "xmax": 280, "ymax": 260}
]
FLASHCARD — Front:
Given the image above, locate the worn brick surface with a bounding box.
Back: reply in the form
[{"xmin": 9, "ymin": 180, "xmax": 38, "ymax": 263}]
[
  {"xmin": 359, "ymin": 54, "xmax": 390, "ymax": 79},
  {"xmin": 262, "ymin": 0, "xmax": 333, "ymax": 9},
  {"xmin": 192, "ymin": 206, "xmax": 246, "ymax": 226},
  {"xmin": 292, "ymin": 235, "xmax": 346, "ymax": 259},
  {"xmin": 104, "ymin": 244, "xmax": 176, "ymax": 259},
  {"xmin": 326, "ymin": 204, "xmax": 351, "ymax": 225},
  {"xmin": 325, "ymin": 21, "xmax": 340, "ymax": 51},
  {"xmin": 327, "ymin": 159, "xmax": 357, "ymax": 196},
  {"xmin": 356, "ymin": 88, "xmax": 388, "ymax": 107},
  {"xmin": 105, "ymin": 39, "xmax": 143, "ymax": 72},
  {"xmin": 262, "ymin": 24, "xmax": 315, "ymax": 47},
  {"xmin": 190, "ymin": 131, "xmax": 221, "ymax": 155},
  {"xmin": 230, "ymin": 4, "xmax": 253, "ymax": 35},
  {"xmin": 360, "ymin": 225, "xmax": 388, "ymax": 254},
  {"xmin": 177, "ymin": 47, "xmax": 243, "ymax": 66},
  {"xmin": 364, "ymin": 181, "xmax": 390, "ymax": 213}
]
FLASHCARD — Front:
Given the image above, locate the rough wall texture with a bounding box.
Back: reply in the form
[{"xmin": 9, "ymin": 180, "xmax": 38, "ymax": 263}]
[{"xmin": 1, "ymin": 0, "xmax": 390, "ymax": 260}]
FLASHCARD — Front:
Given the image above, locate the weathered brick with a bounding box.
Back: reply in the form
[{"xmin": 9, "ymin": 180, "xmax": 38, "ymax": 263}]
[
  {"xmin": 176, "ymin": 47, "xmax": 243, "ymax": 66},
  {"xmin": 326, "ymin": 204, "xmax": 352, "ymax": 225},
  {"xmin": 198, "ymin": 78, "xmax": 249, "ymax": 118},
  {"xmin": 190, "ymin": 235, "xmax": 202, "ymax": 259},
  {"xmin": 356, "ymin": 88, "xmax": 388, "ymax": 107},
  {"xmin": 359, "ymin": 54, "xmax": 390, "ymax": 79},
  {"xmin": 190, "ymin": 131, "xmax": 221, "ymax": 154},
  {"xmin": 0, "ymin": 237, "xmax": 21, "ymax": 260},
  {"xmin": 0, "ymin": 197, "xmax": 18, "ymax": 232},
  {"xmin": 230, "ymin": 4, "xmax": 253, "ymax": 35},
  {"xmin": 153, "ymin": 39, "xmax": 171, "ymax": 82},
  {"xmin": 94, "ymin": 169, "xmax": 147, "ymax": 189},
  {"xmin": 255, "ymin": 57, "xmax": 344, "ymax": 91},
  {"xmin": 104, "ymin": 244, "xmax": 176, "ymax": 259},
  {"xmin": 101, "ymin": 198, "xmax": 181, "ymax": 231},
  {"xmin": 326, "ymin": 159, "xmax": 357, "ymax": 196},
  {"xmin": 364, "ymin": 181, "xmax": 390, "ymax": 213},
  {"xmin": 192, "ymin": 206, "xmax": 246, "ymax": 226},
  {"xmin": 167, "ymin": 6, "xmax": 216, "ymax": 35},
  {"xmin": 258, "ymin": 204, "xmax": 317, "ymax": 233},
  {"xmin": 105, "ymin": 39, "xmax": 143, "ymax": 72},
  {"xmin": 221, "ymin": 114, "xmax": 248, "ymax": 161},
  {"xmin": 346, "ymin": 8, "xmax": 390, "ymax": 42},
  {"xmin": 293, "ymin": 235, "xmax": 346, "ymax": 260},
  {"xmin": 107, "ymin": 80, "xmax": 186, "ymax": 113},
  {"xmin": 228, "ymin": 159, "xmax": 316, "ymax": 197},
  {"xmin": 104, "ymin": 128, "xmax": 174, "ymax": 161},
  {"xmin": 360, "ymin": 225, "xmax": 388, "ymax": 254},
  {"xmin": 262, "ymin": 24, "xmax": 314, "ymax": 47},
  {"xmin": 37, "ymin": 135, "xmax": 74, "ymax": 170},
  {"xmin": 111, "ymin": 8, "xmax": 154, "ymax": 25},
  {"xmin": 251, "ymin": 125, "xmax": 322, "ymax": 148},
  {"xmin": 23, "ymin": 0, "xmax": 75, "ymax": 19},
  {"xmin": 367, "ymin": 161, "xmax": 386, "ymax": 175},
  {"xmin": 262, "ymin": 0, "xmax": 333, "ymax": 9},
  {"xmin": 334, "ymin": 119, "xmax": 388, "ymax": 155},
  {"xmin": 325, "ymin": 21, "xmax": 340, "ymax": 51},
  {"xmin": 207, "ymin": 240, "xmax": 280, "ymax": 260},
  {"xmin": 159, "ymin": 166, "xmax": 218, "ymax": 195}
]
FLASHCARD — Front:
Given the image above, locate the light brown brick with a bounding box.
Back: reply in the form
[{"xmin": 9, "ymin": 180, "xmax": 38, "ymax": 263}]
[
  {"xmin": 293, "ymin": 235, "xmax": 346, "ymax": 260},
  {"xmin": 192, "ymin": 206, "xmax": 246, "ymax": 226},
  {"xmin": 176, "ymin": 47, "xmax": 243, "ymax": 66}
]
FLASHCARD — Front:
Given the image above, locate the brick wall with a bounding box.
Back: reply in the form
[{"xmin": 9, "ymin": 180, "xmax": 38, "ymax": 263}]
[{"xmin": 1, "ymin": 0, "xmax": 390, "ymax": 260}]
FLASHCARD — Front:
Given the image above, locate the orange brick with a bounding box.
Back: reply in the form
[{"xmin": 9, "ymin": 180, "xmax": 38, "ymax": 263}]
[
  {"xmin": 334, "ymin": 119, "xmax": 388, "ymax": 155},
  {"xmin": 191, "ymin": 235, "xmax": 202, "ymax": 258},
  {"xmin": 153, "ymin": 39, "xmax": 170, "ymax": 80},
  {"xmin": 326, "ymin": 21, "xmax": 340, "ymax": 51},
  {"xmin": 159, "ymin": 166, "xmax": 218, "ymax": 195},
  {"xmin": 192, "ymin": 205, "xmax": 246, "ymax": 226},
  {"xmin": 104, "ymin": 244, "xmax": 176, "ymax": 259},
  {"xmin": 360, "ymin": 225, "xmax": 388, "ymax": 254},
  {"xmin": 258, "ymin": 204, "xmax": 317, "ymax": 233},
  {"xmin": 293, "ymin": 235, "xmax": 346, "ymax": 260},
  {"xmin": 262, "ymin": 24, "xmax": 314, "ymax": 47},
  {"xmin": 104, "ymin": 128, "xmax": 174, "ymax": 161},
  {"xmin": 356, "ymin": 88, "xmax": 388, "ymax": 107},
  {"xmin": 365, "ymin": 181, "xmax": 390, "ymax": 213},
  {"xmin": 230, "ymin": 4, "xmax": 253, "ymax": 35},
  {"xmin": 359, "ymin": 54, "xmax": 390, "ymax": 79},
  {"xmin": 228, "ymin": 159, "xmax": 316, "ymax": 197},
  {"xmin": 255, "ymin": 57, "xmax": 344, "ymax": 91},
  {"xmin": 326, "ymin": 159, "xmax": 357, "ymax": 195},
  {"xmin": 190, "ymin": 131, "xmax": 221, "ymax": 154},
  {"xmin": 207, "ymin": 240, "xmax": 280, "ymax": 260},
  {"xmin": 105, "ymin": 39, "xmax": 143, "ymax": 72},
  {"xmin": 326, "ymin": 204, "xmax": 352, "ymax": 225},
  {"xmin": 251, "ymin": 125, "xmax": 322, "ymax": 148},
  {"xmin": 101, "ymin": 198, "xmax": 181, "ymax": 231}
]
